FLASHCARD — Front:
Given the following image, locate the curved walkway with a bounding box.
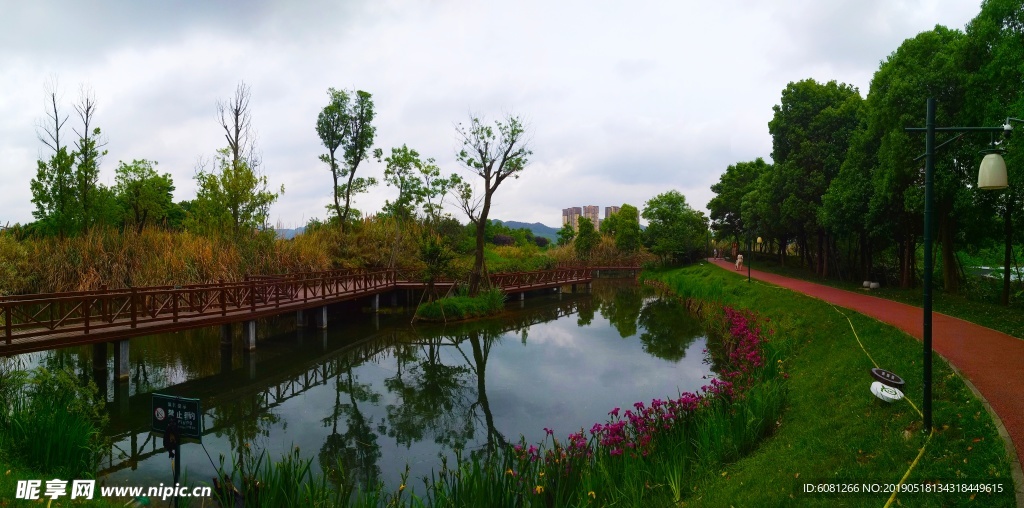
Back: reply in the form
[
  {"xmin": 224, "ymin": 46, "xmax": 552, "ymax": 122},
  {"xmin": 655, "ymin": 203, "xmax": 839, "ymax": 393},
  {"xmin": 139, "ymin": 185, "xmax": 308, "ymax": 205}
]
[{"xmin": 708, "ymin": 258, "xmax": 1024, "ymax": 496}]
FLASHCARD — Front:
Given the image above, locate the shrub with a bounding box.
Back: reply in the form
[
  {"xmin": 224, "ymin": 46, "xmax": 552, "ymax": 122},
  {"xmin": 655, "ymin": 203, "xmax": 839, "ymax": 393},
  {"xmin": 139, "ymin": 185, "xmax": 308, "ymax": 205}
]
[
  {"xmin": 0, "ymin": 367, "xmax": 107, "ymax": 478},
  {"xmin": 415, "ymin": 288, "xmax": 506, "ymax": 321}
]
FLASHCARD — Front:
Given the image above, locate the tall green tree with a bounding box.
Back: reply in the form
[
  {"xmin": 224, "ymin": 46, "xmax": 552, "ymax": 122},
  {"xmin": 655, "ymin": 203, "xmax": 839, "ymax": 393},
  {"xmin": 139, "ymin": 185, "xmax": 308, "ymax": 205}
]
[
  {"xmin": 963, "ymin": 0, "xmax": 1024, "ymax": 303},
  {"xmin": 455, "ymin": 114, "xmax": 532, "ymax": 294},
  {"xmin": 72, "ymin": 88, "xmax": 107, "ymax": 232},
  {"xmin": 316, "ymin": 88, "xmax": 377, "ymax": 231},
  {"xmin": 613, "ymin": 204, "xmax": 642, "ymax": 253},
  {"xmin": 557, "ymin": 223, "xmax": 575, "ymax": 246},
  {"xmin": 767, "ymin": 79, "xmax": 863, "ymax": 277},
  {"xmin": 574, "ymin": 217, "xmax": 599, "ymax": 260},
  {"xmin": 30, "ymin": 86, "xmax": 77, "ymax": 237},
  {"xmin": 189, "ymin": 150, "xmax": 281, "ymax": 236},
  {"xmin": 113, "ymin": 159, "xmax": 175, "ymax": 233},
  {"xmin": 864, "ymin": 26, "xmax": 971, "ymax": 290},
  {"xmin": 642, "ymin": 190, "xmax": 707, "ymax": 264},
  {"xmin": 708, "ymin": 158, "xmax": 768, "ymax": 245}
]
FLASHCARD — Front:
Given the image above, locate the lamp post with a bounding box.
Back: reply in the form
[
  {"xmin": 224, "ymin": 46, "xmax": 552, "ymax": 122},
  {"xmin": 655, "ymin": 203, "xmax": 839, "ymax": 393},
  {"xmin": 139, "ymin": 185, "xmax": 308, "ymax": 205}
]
[
  {"xmin": 747, "ymin": 236, "xmax": 761, "ymax": 283},
  {"xmin": 905, "ymin": 98, "xmax": 1012, "ymax": 432}
]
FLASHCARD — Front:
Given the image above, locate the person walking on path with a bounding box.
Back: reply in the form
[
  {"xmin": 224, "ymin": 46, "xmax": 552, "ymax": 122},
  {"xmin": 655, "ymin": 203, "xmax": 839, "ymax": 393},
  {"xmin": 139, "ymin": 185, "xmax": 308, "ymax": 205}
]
[{"xmin": 706, "ymin": 257, "xmax": 1024, "ymax": 496}]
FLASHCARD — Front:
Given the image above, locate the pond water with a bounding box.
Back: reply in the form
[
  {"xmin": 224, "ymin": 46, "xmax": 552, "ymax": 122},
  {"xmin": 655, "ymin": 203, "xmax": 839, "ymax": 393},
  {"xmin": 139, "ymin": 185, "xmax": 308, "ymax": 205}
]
[{"xmin": 20, "ymin": 279, "xmax": 714, "ymax": 493}]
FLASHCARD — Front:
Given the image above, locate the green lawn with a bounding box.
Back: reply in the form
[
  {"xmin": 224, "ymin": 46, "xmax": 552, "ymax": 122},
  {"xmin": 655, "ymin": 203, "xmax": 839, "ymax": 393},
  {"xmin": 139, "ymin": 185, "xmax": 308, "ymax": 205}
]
[{"xmin": 647, "ymin": 263, "xmax": 1016, "ymax": 507}]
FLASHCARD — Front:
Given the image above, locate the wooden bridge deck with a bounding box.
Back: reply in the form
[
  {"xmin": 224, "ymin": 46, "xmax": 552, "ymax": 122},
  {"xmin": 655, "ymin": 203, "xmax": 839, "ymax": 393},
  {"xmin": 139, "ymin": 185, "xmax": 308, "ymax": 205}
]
[{"xmin": 1, "ymin": 267, "xmax": 592, "ymax": 356}]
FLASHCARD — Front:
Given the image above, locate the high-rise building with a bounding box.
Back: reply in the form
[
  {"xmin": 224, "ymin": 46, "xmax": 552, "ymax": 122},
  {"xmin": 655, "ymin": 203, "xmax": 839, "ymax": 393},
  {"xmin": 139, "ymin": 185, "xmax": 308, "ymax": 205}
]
[
  {"xmin": 582, "ymin": 205, "xmax": 600, "ymax": 229},
  {"xmin": 562, "ymin": 207, "xmax": 581, "ymax": 230},
  {"xmin": 605, "ymin": 206, "xmax": 621, "ymax": 219}
]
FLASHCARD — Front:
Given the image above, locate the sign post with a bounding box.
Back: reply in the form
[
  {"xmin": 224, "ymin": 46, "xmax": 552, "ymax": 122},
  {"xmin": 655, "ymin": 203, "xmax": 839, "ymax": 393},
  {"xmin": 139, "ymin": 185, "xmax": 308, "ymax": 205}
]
[{"xmin": 152, "ymin": 394, "xmax": 202, "ymax": 508}]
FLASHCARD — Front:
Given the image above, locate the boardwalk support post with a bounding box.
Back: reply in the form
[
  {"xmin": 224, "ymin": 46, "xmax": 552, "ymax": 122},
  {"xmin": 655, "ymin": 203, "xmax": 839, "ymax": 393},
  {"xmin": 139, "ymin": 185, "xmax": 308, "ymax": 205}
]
[
  {"xmin": 372, "ymin": 294, "xmax": 379, "ymax": 313},
  {"xmin": 220, "ymin": 324, "xmax": 232, "ymax": 348},
  {"xmin": 92, "ymin": 343, "xmax": 106, "ymax": 372},
  {"xmin": 296, "ymin": 309, "xmax": 306, "ymax": 327},
  {"xmin": 114, "ymin": 340, "xmax": 129, "ymax": 381},
  {"xmin": 244, "ymin": 320, "xmax": 256, "ymax": 351},
  {"xmin": 314, "ymin": 306, "xmax": 327, "ymax": 329}
]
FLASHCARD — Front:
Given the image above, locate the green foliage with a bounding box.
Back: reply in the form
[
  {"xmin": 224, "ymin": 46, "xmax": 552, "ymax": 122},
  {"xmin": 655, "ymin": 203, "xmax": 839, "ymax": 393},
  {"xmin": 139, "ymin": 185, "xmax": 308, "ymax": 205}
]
[
  {"xmin": 317, "ymin": 88, "xmax": 377, "ymax": 230},
  {"xmin": 573, "ymin": 216, "xmax": 599, "ymax": 259},
  {"xmin": 113, "ymin": 159, "xmax": 175, "ymax": 233},
  {"xmin": 0, "ymin": 367, "xmax": 107, "ymax": 479},
  {"xmin": 188, "ymin": 148, "xmax": 283, "ymax": 237},
  {"xmin": 642, "ymin": 190, "xmax": 707, "ymax": 263},
  {"xmin": 213, "ymin": 446, "xmax": 344, "ymax": 507},
  {"xmin": 0, "ymin": 234, "xmax": 31, "ymax": 295},
  {"xmin": 556, "ymin": 223, "xmax": 575, "ymax": 246},
  {"xmin": 415, "ymin": 288, "xmax": 506, "ymax": 321},
  {"xmin": 454, "ymin": 114, "xmax": 532, "ymax": 295},
  {"xmin": 613, "ymin": 204, "xmax": 642, "ymax": 253},
  {"xmin": 708, "ymin": 158, "xmax": 768, "ymax": 242},
  {"xmin": 377, "ymin": 145, "xmax": 462, "ymax": 222},
  {"xmin": 30, "ymin": 145, "xmax": 78, "ymax": 236}
]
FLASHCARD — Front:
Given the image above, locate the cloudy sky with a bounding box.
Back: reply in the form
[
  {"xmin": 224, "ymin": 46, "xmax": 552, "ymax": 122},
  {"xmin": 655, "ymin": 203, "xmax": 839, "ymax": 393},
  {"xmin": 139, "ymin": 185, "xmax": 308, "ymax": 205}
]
[{"xmin": 0, "ymin": 1, "xmax": 983, "ymax": 229}]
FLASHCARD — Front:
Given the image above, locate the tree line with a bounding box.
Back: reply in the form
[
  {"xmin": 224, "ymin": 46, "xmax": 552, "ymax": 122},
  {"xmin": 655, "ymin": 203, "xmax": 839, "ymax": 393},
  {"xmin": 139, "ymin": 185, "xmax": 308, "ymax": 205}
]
[{"xmin": 708, "ymin": 0, "xmax": 1024, "ymax": 302}]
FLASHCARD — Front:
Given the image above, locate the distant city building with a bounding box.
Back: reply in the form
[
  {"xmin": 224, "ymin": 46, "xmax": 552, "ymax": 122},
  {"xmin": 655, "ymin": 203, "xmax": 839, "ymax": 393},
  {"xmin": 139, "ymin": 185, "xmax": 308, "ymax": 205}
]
[
  {"xmin": 562, "ymin": 207, "xmax": 581, "ymax": 230},
  {"xmin": 605, "ymin": 206, "xmax": 620, "ymax": 219},
  {"xmin": 582, "ymin": 205, "xmax": 600, "ymax": 229}
]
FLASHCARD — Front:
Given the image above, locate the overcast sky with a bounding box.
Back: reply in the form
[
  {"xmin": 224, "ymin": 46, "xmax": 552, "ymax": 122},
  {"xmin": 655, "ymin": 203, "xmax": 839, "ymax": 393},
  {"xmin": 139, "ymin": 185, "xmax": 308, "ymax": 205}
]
[{"xmin": 0, "ymin": 1, "xmax": 983, "ymax": 229}]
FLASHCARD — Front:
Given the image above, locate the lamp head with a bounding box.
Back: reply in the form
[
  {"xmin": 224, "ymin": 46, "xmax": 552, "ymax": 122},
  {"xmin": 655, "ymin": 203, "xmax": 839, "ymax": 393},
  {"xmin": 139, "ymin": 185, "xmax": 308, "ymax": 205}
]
[{"xmin": 978, "ymin": 152, "xmax": 1008, "ymax": 190}]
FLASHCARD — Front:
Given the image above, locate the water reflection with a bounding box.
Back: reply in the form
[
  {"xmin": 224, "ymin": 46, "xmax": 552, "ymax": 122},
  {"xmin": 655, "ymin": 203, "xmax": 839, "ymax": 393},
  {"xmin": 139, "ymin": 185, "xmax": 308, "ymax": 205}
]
[{"xmin": 20, "ymin": 280, "xmax": 713, "ymax": 492}]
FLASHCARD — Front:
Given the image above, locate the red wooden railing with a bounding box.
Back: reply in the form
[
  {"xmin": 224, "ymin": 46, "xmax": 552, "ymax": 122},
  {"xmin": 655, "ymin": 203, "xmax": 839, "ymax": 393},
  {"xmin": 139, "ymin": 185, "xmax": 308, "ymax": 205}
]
[{"xmin": 0, "ymin": 268, "xmax": 590, "ymax": 350}]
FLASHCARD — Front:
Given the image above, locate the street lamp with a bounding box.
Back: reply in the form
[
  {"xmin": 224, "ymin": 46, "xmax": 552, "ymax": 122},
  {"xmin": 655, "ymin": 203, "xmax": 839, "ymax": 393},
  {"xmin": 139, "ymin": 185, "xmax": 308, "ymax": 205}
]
[
  {"xmin": 747, "ymin": 236, "xmax": 762, "ymax": 283},
  {"xmin": 905, "ymin": 98, "xmax": 1013, "ymax": 432}
]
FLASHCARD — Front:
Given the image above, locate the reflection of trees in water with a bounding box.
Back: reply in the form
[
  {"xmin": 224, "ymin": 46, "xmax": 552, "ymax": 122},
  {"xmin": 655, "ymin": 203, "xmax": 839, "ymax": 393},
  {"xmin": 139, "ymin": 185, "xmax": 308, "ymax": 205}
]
[
  {"xmin": 597, "ymin": 284, "xmax": 645, "ymax": 338},
  {"xmin": 212, "ymin": 392, "xmax": 281, "ymax": 466},
  {"xmin": 383, "ymin": 339, "xmax": 474, "ymax": 450},
  {"xmin": 319, "ymin": 356, "xmax": 382, "ymax": 491},
  {"xmin": 636, "ymin": 299, "xmax": 704, "ymax": 361}
]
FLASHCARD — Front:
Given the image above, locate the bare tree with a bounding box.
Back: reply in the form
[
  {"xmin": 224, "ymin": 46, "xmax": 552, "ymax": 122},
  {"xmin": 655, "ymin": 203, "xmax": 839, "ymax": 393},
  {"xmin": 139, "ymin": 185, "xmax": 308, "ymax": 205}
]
[
  {"xmin": 30, "ymin": 80, "xmax": 76, "ymax": 236},
  {"xmin": 455, "ymin": 114, "xmax": 532, "ymax": 294},
  {"xmin": 72, "ymin": 86, "xmax": 106, "ymax": 232},
  {"xmin": 218, "ymin": 81, "xmax": 262, "ymax": 175}
]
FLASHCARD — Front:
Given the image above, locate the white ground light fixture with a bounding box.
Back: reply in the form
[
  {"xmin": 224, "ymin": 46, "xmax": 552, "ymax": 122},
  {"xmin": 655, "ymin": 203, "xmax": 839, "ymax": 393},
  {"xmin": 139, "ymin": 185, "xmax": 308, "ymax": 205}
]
[{"xmin": 870, "ymin": 382, "xmax": 904, "ymax": 403}]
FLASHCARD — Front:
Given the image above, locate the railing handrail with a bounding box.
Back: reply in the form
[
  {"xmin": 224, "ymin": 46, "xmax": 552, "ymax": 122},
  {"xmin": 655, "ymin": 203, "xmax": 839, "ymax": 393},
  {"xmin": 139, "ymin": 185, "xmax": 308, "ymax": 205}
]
[{"xmin": 1, "ymin": 267, "xmax": 592, "ymax": 348}]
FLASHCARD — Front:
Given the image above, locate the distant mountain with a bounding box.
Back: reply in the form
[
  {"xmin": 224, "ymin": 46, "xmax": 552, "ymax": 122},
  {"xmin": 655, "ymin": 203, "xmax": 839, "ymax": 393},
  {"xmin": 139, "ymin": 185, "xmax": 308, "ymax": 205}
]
[
  {"xmin": 275, "ymin": 227, "xmax": 305, "ymax": 239},
  {"xmin": 495, "ymin": 220, "xmax": 560, "ymax": 241}
]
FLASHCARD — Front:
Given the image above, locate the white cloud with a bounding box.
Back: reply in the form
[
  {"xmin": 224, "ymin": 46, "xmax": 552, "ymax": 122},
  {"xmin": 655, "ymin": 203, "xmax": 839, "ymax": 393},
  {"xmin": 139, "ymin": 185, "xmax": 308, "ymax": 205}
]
[{"xmin": 0, "ymin": 0, "xmax": 982, "ymax": 229}]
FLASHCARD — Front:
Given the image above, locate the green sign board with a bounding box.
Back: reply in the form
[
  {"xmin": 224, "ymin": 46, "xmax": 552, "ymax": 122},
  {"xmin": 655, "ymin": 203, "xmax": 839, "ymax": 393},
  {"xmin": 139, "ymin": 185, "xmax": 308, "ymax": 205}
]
[{"xmin": 152, "ymin": 394, "xmax": 203, "ymax": 440}]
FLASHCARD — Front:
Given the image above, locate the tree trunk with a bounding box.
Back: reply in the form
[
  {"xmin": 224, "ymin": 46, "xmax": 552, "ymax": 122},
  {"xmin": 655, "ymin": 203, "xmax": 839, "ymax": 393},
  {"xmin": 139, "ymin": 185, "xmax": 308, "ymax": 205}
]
[
  {"xmin": 938, "ymin": 215, "xmax": 959, "ymax": 293},
  {"xmin": 468, "ymin": 191, "xmax": 493, "ymax": 296},
  {"xmin": 1003, "ymin": 197, "xmax": 1014, "ymax": 306}
]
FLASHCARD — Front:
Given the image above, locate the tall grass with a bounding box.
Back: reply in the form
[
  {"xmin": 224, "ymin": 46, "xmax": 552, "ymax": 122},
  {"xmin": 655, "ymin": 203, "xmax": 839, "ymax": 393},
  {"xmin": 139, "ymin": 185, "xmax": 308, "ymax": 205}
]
[
  {"xmin": 0, "ymin": 367, "xmax": 107, "ymax": 479},
  {"xmin": 212, "ymin": 446, "xmax": 343, "ymax": 507}
]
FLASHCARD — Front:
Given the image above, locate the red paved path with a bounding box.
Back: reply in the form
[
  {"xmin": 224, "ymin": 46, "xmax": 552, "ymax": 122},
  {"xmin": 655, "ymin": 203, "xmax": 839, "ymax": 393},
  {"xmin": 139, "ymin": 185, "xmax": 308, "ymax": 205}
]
[{"xmin": 708, "ymin": 258, "xmax": 1024, "ymax": 482}]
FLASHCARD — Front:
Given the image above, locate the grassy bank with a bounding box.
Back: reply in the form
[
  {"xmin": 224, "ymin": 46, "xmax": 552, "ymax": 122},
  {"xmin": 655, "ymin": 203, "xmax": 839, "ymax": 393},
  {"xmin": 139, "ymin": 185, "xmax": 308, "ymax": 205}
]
[
  {"xmin": 647, "ymin": 263, "xmax": 1015, "ymax": 506},
  {"xmin": 414, "ymin": 288, "xmax": 507, "ymax": 322}
]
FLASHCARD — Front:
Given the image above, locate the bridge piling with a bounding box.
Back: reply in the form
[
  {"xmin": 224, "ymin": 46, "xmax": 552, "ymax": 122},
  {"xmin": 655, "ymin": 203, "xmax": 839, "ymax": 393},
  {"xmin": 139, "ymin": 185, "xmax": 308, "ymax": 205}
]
[
  {"xmin": 92, "ymin": 343, "xmax": 106, "ymax": 372},
  {"xmin": 296, "ymin": 309, "xmax": 306, "ymax": 327},
  {"xmin": 220, "ymin": 324, "xmax": 232, "ymax": 347},
  {"xmin": 372, "ymin": 294, "xmax": 380, "ymax": 313},
  {"xmin": 244, "ymin": 320, "xmax": 256, "ymax": 351},
  {"xmin": 313, "ymin": 306, "xmax": 328, "ymax": 329},
  {"xmin": 114, "ymin": 340, "xmax": 129, "ymax": 381}
]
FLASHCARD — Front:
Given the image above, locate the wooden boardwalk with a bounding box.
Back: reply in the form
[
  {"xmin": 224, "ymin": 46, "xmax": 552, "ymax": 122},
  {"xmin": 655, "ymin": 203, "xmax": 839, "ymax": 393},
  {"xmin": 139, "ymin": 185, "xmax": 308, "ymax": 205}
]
[{"xmin": 0, "ymin": 267, "xmax": 592, "ymax": 356}]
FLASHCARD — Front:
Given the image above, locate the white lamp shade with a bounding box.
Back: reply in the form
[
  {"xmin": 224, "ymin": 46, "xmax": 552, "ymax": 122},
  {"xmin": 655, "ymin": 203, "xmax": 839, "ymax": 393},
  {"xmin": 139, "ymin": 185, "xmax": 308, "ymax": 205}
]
[
  {"xmin": 978, "ymin": 153, "xmax": 1008, "ymax": 190},
  {"xmin": 756, "ymin": 236, "xmax": 762, "ymax": 244}
]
